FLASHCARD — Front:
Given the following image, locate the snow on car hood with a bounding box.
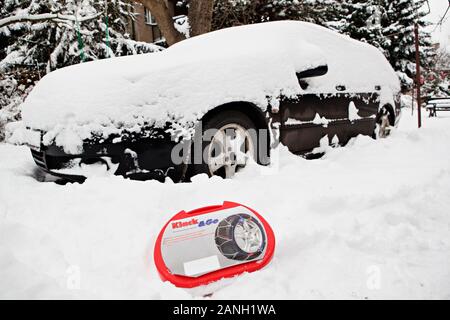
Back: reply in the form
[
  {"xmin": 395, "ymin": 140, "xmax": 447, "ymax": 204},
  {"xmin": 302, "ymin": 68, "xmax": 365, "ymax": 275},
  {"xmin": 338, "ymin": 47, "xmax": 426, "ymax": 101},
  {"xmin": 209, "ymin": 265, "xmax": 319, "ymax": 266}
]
[{"xmin": 12, "ymin": 21, "xmax": 399, "ymax": 154}]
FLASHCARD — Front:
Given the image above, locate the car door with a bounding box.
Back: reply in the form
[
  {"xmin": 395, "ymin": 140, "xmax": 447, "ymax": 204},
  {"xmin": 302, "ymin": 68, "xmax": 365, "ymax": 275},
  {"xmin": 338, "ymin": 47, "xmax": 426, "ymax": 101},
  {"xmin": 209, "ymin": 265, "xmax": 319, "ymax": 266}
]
[
  {"xmin": 327, "ymin": 91, "xmax": 380, "ymax": 145},
  {"xmin": 279, "ymin": 86, "xmax": 380, "ymax": 155}
]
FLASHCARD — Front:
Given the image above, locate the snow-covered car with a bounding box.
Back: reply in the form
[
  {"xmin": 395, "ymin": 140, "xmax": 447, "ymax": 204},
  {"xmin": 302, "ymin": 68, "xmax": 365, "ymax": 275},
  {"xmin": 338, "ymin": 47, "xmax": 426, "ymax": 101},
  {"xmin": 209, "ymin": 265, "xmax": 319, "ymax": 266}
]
[{"xmin": 8, "ymin": 21, "xmax": 401, "ymax": 183}]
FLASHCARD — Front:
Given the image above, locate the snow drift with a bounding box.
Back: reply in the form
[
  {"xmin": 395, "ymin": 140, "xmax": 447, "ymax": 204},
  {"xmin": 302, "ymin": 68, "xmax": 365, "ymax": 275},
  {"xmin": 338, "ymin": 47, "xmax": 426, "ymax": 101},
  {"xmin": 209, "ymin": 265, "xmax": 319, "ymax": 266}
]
[
  {"xmin": 12, "ymin": 21, "xmax": 399, "ymax": 153},
  {"xmin": 0, "ymin": 114, "xmax": 449, "ymax": 299}
]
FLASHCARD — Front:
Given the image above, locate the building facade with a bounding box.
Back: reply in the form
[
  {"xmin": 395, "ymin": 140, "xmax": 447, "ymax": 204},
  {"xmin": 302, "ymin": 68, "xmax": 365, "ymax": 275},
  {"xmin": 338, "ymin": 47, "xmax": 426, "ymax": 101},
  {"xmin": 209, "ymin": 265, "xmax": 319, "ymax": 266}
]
[{"xmin": 129, "ymin": 1, "xmax": 187, "ymax": 45}]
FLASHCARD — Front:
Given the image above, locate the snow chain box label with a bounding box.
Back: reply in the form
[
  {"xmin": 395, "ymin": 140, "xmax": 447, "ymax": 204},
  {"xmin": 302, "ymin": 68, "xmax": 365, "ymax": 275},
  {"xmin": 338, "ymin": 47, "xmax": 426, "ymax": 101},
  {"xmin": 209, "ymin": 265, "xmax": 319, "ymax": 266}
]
[{"xmin": 154, "ymin": 201, "xmax": 276, "ymax": 288}]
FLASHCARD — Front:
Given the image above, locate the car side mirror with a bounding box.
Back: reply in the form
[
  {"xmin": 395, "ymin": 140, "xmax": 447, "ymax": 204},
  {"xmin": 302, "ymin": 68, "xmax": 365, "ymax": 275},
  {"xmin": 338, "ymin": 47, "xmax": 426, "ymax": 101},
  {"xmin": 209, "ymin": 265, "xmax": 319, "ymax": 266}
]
[{"xmin": 296, "ymin": 65, "xmax": 328, "ymax": 79}]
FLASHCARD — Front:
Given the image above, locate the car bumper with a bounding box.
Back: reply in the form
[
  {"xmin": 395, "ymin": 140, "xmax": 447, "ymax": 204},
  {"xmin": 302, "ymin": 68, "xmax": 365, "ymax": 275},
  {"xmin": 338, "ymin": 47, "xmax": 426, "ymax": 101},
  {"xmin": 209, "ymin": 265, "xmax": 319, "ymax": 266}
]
[{"xmin": 30, "ymin": 137, "xmax": 185, "ymax": 183}]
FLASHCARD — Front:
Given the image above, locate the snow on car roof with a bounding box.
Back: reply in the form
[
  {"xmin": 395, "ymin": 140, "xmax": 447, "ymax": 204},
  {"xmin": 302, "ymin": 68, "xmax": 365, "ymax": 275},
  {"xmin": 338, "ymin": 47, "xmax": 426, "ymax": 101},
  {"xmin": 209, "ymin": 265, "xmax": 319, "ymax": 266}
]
[{"xmin": 15, "ymin": 21, "xmax": 399, "ymax": 153}]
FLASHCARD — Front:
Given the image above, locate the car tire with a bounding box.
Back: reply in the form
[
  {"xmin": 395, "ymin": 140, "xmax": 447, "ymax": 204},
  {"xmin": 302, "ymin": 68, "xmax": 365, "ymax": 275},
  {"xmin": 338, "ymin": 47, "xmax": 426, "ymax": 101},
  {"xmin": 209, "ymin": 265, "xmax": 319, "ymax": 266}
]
[
  {"xmin": 214, "ymin": 214, "xmax": 266, "ymax": 261},
  {"xmin": 189, "ymin": 110, "xmax": 260, "ymax": 179}
]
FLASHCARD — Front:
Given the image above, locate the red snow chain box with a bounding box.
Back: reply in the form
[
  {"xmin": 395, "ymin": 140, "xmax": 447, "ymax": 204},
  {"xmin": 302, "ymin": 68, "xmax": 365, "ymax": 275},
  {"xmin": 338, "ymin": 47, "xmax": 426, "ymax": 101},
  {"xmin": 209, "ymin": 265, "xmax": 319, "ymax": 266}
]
[{"xmin": 154, "ymin": 201, "xmax": 275, "ymax": 288}]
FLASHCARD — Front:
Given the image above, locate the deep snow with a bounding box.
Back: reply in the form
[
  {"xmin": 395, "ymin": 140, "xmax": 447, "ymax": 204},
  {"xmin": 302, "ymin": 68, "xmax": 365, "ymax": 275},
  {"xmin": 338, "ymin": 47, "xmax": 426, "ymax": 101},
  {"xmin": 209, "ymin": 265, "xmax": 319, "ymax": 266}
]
[{"xmin": 1, "ymin": 112, "xmax": 450, "ymax": 299}]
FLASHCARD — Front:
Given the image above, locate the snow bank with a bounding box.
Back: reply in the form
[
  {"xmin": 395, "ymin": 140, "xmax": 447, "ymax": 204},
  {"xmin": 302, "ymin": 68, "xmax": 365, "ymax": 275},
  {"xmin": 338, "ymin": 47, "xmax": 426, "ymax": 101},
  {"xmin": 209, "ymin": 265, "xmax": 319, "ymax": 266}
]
[
  {"xmin": 15, "ymin": 21, "xmax": 399, "ymax": 153},
  {"xmin": 0, "ymin": 114, "xmax": 449, "ymax": 299}
]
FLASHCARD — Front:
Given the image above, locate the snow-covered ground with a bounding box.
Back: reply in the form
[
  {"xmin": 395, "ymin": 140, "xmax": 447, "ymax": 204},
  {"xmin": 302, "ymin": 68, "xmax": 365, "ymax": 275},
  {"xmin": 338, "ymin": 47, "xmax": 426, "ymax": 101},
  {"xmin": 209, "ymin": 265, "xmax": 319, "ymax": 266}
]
[{"xmin": 1, "ymin": 112, "xmax": 450, "ymax": 299}]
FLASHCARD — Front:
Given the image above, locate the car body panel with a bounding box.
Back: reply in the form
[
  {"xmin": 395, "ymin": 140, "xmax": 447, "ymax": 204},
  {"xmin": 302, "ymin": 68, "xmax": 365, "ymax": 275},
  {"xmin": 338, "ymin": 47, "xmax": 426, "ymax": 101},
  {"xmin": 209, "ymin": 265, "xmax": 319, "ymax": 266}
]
[
  {"xmin": 29, "ymin": 89, "xmax": 394, "ymax": 183},
  {"xmin": 31, "ymin": 135, "xmax": 185, "ymax": 183},
  {"xmin": 279, "ymin": 92, "xmax": 379, "ymax": 153}
]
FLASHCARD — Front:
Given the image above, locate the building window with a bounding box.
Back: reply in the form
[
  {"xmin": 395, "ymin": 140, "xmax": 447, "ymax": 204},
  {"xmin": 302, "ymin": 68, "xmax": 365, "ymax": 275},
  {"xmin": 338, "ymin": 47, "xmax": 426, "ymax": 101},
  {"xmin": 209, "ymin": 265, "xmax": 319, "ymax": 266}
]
[
  {"xmin": 153, "ymin": 27, "xmax": 163, "ymax": 43},
  {"xmin": 144, "ymin": 7, "xmax": 157, "ymax": 25}
]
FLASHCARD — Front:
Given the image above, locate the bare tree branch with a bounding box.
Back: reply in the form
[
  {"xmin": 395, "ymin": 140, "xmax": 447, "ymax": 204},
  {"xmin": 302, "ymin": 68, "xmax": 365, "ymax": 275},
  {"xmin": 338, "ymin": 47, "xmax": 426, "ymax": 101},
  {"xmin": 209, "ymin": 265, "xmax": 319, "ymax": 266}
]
[{"xmin": 0, "ymin": 12, "xmax": 102, "ymax": 28}]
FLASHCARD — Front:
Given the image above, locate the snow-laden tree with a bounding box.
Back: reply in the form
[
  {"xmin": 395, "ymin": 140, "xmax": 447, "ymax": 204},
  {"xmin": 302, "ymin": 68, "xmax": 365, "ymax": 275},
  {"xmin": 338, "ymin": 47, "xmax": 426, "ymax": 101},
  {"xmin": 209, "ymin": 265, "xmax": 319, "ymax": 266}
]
[
  {"xmin": 0, "ymin": 0, "xmax": 163, "ymax": 73},
  {"xmin": 323, "ymin": 0, "xmax": 435, "ymax": 91},
  {"xmin": 308, "ymin": 0, "xmax": 348, "ymax": 30},
  {"xmin": 212, "ymin": 0, "xmax": 324, "ymax": 30},
  {"xmin": 211, "ymin": 0, "xmax": 357, "ymax": 35},
  {"xmin": 338, "ymin": 1, "xmax": 389, "ymax": 50},
  {"xmin": 378, "ymin": 0, "xmax": 434, "ymax": 90},
  {"xmin": 0, "ymin": 0, "xmax": 162, "ymax": 141},
  {"xmin": 422, "ymin": 47, "xmax": 450, "ymax": 98}
]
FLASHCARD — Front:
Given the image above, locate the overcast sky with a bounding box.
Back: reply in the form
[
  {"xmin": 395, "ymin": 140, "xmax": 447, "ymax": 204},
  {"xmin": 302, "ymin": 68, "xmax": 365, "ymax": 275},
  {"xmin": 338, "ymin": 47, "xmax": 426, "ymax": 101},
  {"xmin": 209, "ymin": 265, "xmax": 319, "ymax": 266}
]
[{"xmin": 426, "ymin": 0, "xmax": 450, "ymax": 50}]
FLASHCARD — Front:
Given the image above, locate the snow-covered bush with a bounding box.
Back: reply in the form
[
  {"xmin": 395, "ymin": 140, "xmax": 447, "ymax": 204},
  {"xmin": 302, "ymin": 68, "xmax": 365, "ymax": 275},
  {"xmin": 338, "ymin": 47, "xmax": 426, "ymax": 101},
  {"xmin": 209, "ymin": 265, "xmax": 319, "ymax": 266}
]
[
  {"xmin": 0, "ymin": 0, "xmax": 163, "ymax": 141},
  {"xmin": 0, "ymin": 72, "xmax": 35, "ymax": 141}
]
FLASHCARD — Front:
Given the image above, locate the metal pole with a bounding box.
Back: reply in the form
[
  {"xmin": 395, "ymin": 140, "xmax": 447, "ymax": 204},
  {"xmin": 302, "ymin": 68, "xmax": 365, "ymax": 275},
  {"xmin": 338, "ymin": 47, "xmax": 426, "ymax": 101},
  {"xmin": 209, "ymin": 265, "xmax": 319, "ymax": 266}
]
[
  {"xmin": 105, "ymin": 0, "xmax": 110, "ymax": 57},
  {"xmin": 414, "ymin": 23, "xmax": 422, "ymax": 128}
]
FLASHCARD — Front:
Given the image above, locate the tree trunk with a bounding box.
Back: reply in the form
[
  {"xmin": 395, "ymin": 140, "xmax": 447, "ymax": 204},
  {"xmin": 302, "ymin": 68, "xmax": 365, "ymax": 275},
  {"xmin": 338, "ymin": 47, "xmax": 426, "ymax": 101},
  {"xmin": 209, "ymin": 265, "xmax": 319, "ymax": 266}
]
[
  {"xmin": 137, "ymin": 0, "xmax": 185, "ymax": 46},
  {"xmin": 188, "ymin": 0, "xmax": 215, "ymax": 37}
]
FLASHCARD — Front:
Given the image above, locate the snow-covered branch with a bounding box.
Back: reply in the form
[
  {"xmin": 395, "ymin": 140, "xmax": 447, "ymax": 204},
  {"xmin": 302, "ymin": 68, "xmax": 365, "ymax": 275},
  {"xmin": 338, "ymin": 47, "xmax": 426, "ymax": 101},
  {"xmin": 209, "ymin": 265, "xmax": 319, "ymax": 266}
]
[{"xmin": 0, "ymin": 12, "xmax": 102, "ymax": 28}]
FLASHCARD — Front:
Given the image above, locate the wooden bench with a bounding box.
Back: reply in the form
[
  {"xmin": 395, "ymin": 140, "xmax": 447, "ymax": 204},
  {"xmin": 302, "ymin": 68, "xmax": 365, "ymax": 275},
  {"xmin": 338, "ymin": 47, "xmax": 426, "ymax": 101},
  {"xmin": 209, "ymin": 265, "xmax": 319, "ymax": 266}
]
[{"xmin": 426, "ymin": 98, "xmax": 450, "ymax": 117}]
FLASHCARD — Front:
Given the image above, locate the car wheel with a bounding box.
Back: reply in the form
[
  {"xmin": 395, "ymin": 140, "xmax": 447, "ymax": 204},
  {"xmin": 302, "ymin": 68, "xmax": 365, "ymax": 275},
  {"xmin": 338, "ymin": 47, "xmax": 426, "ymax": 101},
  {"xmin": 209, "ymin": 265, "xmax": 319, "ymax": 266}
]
[
  {"xmin": 215, "ymin": 214, "xmax": 266, "ymax": 261},
  {"xmin": 190, "ymin": 110, "xmax": 259, "ymax": 179},
  {"xmin": 375, "ymin": 106, "xmax": 394, "ymax": 138}
]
